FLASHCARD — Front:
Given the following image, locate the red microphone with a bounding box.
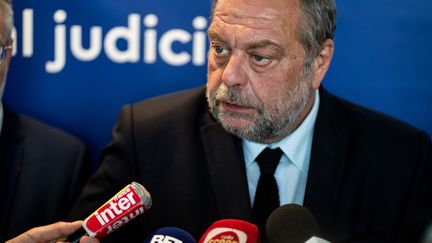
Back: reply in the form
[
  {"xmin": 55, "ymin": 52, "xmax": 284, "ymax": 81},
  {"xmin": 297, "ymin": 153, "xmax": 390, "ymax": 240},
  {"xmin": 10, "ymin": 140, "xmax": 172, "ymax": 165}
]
[
  {"xmin": 198, "ymin": 219, "xmax": 260, "ymax": 243},
  {"xmin": 68, "ymin": 182, "xmax": 152, "ymax": 242}
]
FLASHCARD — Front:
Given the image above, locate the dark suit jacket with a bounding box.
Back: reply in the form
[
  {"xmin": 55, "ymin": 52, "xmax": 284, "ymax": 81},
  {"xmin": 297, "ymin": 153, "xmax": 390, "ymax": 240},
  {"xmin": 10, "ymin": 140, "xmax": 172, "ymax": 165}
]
[
  {"xmin": 69, "ymin": 87, "xmax": 432, "ymax": 242},
  {"xmin": 0, "ymin": 107, "xmax": 91, "ymax": 241}
]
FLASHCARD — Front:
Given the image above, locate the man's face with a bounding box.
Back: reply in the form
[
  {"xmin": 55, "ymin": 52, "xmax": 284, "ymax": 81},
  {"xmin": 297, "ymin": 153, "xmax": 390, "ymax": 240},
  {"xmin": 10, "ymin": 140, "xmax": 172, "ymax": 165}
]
[
  {"xmin": 206, "ymin": 0, "xmax": 317, "ymax": 144},
  {"xmin": 0, "ymin": 10, "xmax": 11, "ymax": 99}
]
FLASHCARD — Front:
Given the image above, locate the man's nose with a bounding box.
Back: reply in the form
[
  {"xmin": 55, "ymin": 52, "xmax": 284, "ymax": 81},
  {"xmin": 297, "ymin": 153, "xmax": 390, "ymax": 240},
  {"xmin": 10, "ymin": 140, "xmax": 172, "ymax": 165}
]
[{"xmin": 221, "ymin": 54, "xmax": 248, "ymax": 87}]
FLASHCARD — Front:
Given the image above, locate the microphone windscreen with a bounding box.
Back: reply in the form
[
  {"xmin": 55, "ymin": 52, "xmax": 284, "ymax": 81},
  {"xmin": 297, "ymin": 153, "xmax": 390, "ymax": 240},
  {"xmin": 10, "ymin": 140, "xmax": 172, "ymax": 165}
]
[
  {"xmin": 144, "ymin": 227, "xmax": 197, "ymax": 243},
  {"xmin": 266, "ymin": 204, "xmax": 321, "ymax": 243},
  {"xmin": 199, "ymin": 219, "xmax": 259, "ymax": 243}
]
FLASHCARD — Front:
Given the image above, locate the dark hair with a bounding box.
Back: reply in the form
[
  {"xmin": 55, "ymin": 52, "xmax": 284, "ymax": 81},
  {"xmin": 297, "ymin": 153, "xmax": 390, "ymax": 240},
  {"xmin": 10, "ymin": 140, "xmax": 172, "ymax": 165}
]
[{"xmin": 298, "ymin": 0, "xmax": 336, "ymax": 69}]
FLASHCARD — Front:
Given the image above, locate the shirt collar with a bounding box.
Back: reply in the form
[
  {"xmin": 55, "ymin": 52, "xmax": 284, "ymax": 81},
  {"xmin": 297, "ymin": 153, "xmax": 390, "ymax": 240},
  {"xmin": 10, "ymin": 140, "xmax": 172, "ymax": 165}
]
[{"xmin": 243, "ymin": 89, "xmax": 320, "ymax": 172}]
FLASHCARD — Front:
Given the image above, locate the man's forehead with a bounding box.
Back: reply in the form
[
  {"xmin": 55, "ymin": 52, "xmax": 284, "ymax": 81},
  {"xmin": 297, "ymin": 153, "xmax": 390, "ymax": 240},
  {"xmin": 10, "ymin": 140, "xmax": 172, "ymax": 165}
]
[
  {"xmin": 209, "ymin": 14, "xmax": 278, "ymax": 35},
  {"xmin": 212, "ymin": 0, "xmax": 302, "ymax": 33},
  {"xmin": 214, "ymin": 1, "xmax": 283, "ymax": 23}
]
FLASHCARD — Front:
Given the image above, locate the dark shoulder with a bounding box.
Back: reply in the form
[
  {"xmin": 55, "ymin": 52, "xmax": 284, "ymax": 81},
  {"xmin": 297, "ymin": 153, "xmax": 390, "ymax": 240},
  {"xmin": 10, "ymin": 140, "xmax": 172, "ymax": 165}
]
[
  {"xmin": 133, "ymin": 86, "xmax": 206, "ymax": 115},
  {"xmin": 128, "ymin": 86, "xmax": 208, "ymax": 127},
  {"xmin": 13, "ymin": 111, "xmax": 85, "ymax": 150},
  {"xmin": 321, "ymin": 88, "xmax": 429, "ymax": 147}
]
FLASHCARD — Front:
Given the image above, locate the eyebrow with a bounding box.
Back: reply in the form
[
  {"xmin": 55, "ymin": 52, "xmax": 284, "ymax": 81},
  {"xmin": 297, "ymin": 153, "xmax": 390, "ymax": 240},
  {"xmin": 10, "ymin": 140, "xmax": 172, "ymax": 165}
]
[
  {"xmin": 246, "ymin": 40, "xmax": 284, "ymax": 54},
  {"xmin": 208, "ymin": 29, "xmax": 224, "ymax": 42},
  {"xmin": 208, "ymin": 29, "xmax": 284, "ymax": 54}
]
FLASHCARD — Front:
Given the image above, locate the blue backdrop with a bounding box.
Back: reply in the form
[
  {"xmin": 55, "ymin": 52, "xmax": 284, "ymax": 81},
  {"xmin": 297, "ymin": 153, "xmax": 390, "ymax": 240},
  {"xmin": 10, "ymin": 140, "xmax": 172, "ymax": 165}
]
[{"xmin": 4, "ymin": 0, "xmax": 431, "ymax": 165}]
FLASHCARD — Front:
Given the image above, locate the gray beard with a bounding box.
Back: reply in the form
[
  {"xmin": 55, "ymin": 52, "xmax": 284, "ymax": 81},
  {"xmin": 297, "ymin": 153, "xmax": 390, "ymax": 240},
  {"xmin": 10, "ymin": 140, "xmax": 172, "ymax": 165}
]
[{"xmin": 206, "ymin": 71, "xmax": 313, "ymax": 143}]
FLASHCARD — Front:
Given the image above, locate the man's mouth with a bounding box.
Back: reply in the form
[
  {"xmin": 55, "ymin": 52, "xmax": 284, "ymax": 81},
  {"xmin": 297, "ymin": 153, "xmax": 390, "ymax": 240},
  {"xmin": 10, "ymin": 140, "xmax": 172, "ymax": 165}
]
[{"xmin": 219, "ymin": 101, "xmax": 254, "ymax": 113}]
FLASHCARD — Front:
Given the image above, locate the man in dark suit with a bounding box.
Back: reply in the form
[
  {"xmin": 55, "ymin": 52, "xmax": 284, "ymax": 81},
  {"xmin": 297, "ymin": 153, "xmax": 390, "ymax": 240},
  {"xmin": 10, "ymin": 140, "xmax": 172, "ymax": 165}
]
[
  {"xmin": 0, "ymin": 0, "xmax": 91, "ymax": 241},
  {"xmin": 69, "ymin": 0, "xmax": 432, "ymax": 242}
]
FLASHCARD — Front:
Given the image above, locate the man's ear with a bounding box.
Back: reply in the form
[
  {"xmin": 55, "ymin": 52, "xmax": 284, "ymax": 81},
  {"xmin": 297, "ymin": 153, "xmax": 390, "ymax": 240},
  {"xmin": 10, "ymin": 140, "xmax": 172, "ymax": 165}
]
[{"xmin": 311, "ymin": 39, "xmax": 334, "ymax": 89}]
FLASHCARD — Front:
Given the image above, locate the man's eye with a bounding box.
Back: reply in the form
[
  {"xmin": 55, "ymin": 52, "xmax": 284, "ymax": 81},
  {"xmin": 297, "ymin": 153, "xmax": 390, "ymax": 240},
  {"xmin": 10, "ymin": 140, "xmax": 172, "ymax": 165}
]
[
  {"xmin": 215, "ymin": 46, "xmax": 224, "ymax": 54},
  {"xmin": 251, "ymin": 54, "xmax": 271, "ymax": 66},
  {"xmin": 212, "ymin": 44, "xmax": 228, "ymax": 56}
]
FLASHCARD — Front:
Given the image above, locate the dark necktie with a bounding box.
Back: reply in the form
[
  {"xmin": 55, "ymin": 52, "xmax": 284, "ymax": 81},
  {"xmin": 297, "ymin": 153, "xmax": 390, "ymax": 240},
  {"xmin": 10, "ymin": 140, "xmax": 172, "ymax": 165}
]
[{"xmin": 252, "ymin": 147, "xmax": 283, "ymax": 237}]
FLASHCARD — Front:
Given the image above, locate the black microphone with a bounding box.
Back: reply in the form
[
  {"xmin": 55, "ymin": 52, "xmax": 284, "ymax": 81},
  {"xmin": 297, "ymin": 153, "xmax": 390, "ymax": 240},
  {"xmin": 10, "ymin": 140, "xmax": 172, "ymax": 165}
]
[{"xmin": 265, "ymin": 204, "xmax": 322, "ymax": 243}]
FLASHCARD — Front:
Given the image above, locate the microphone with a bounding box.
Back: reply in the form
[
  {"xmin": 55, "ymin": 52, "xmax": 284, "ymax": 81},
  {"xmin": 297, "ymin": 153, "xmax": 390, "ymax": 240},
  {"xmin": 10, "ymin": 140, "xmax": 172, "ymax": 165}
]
[
  {"xmin": 265, "ymin": 204, "xmax": 322, "ymax": 243},
  {"xmin": 68, "ymin": 182, "xmax": 152, "ymax": 242},
  {"xmin": 144, "ymin": 227, "xmax": 197, "ymax": 243},
  {"xmin": 198, "ymin": 219, "xmax": 259, "ymax": 243}
]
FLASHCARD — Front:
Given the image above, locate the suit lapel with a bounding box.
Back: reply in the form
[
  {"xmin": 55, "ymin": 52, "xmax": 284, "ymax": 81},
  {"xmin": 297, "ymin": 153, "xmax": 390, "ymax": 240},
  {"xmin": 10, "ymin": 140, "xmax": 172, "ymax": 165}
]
[
  {"xmin": 303, "ymin": 88, "xmax": 350, "ymax": 233},
  {"xmin": 200, "ymin": 112, "xmax": 252, "ymax": 221}
]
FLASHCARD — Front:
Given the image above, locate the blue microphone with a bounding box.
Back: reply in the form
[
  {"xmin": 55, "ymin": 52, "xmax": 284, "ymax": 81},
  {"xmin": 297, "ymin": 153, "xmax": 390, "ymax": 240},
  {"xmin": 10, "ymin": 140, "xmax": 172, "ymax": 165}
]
[{"xmin": 144, "ymin": 227, "xmax": 197, "ymax": 243}]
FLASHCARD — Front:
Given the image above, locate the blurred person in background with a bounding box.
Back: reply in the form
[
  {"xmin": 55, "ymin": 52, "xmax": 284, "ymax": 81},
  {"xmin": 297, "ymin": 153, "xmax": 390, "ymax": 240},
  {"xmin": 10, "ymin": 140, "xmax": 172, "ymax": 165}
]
[{"xmin": 0, "ymin": 0, "xmax": 91, "ymax": 241}]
